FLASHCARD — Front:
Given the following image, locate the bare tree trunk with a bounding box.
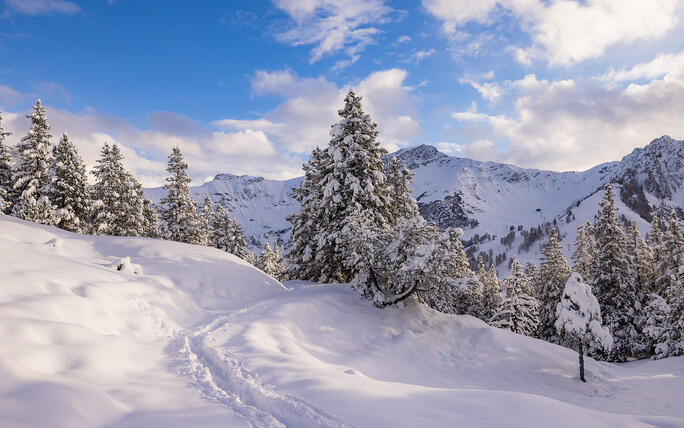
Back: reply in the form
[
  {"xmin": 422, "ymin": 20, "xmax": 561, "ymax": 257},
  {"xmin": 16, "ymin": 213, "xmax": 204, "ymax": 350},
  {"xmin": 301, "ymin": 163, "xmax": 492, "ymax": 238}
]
[{"xmin": 579, "ymin": 341, "xmax": 586, "ymax": 382}]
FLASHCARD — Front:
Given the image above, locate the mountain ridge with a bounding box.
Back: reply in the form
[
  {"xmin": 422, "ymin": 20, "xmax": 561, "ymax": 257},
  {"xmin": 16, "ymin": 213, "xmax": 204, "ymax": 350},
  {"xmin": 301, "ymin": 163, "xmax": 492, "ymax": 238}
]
[{"xmin": 144, "ymin": 135, "xmax": 684, "ymax": 273}]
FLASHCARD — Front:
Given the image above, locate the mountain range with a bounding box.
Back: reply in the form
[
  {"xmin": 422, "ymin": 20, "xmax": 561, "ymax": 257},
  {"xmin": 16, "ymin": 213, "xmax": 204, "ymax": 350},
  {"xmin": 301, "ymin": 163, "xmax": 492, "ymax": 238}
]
[{"xmin": 144, "ymin": 135, "xmax": 684, "ymax": 274}]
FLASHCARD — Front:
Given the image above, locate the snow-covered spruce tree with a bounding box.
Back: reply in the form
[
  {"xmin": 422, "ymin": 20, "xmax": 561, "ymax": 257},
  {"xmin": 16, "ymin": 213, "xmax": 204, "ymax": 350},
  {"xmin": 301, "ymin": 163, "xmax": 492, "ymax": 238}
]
[
  {"xmin": 523, "ymin": 262, "xmax": 539, "ymax": 298},
  {"xmin": 590, "ymin": 184, "xmax": 638, "ymax": 361},
  {"xmin": 626, "ymin": 221, "xmax": 657, "ymax": 358},
  {"xmin": 198, "ymin": 194, "xmax": 213, "ymax": 246},
  {"xmin": 227, "ymin": 219, "xmax": 248, "ymax": 259},
  {"xmin": 210, "ymin": 205, "xmax": 233, "ymax": 252},
  {"xmin": 352, "ymin": 216, "xmax": 478, "ymax": 313},
  {"xmin": 286, "ymin": 146, "xmax": 328, "ymax": 281},
  {"xmin": 291, "ymin": 90, "xmax": 393, "ymax": 283},
  {"xmin": 656, "ymin": 210, "xmax": 684, "ymax": 293},
  {"xmin": 479, "ymin": 258, "xmax": 502, "ymax": 321},
  {"xmin": 142, "ymin": 199, "xmax": 161, "ymax": 239},
  {"xmin": 572, "ymin": 223, "xmax": 597, "ymax": 281},
  {"xmin": 537, "ymin": 228, "xmax": 571, "ymax": 343},
  {"xmin": 641, "ymin": 294, "xmax": 671, "ymax": 359},
  {"xmin": 0, "ymin": 112, "xmax": 13, "ymax": 213},
  {"xmin": 11, "ymin": 99, "xmax": 55, "ymax": 223},
  {"xmin": 647, "ymin": 215, "xmax": 665, "ymax": 288},
  {"xmin": 490, "ymin": 258, "xmax": 539, "ymax": 336},
  {"xmin": 91, "ymin": 143, "xmax": 148, "ymax": 236},
  {"xmin": 159, "ymin": 146, "xmax": 203, "ymax": 244},
  {"xmin": 555, "ymin": 272, "xmax": 613, "ymax": 382},
  {"xmin": 45, "ymin": 132, "xmax": 92, "ymax": 233},
  {"xmin": 651, "ymin": 210, "xmax": 684, "ymax": 358},
  {"xmin": 244, "ymin": 252, "xmax": 258, "ymax": 266},
  {"xmin": 257, "ymin": 242, "xmax": 287, "ymax": 282},
  {"xmin": 385, "ymin": 157, "xmax": 421, "ymax": 222}
]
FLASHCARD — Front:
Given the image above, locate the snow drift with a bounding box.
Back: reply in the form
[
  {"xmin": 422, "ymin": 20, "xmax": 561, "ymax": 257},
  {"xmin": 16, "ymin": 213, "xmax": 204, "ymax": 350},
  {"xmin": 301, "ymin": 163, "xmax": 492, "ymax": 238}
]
[{"xmin": 1, "ymin": 215, "xmax": 683, "ymax": 427}]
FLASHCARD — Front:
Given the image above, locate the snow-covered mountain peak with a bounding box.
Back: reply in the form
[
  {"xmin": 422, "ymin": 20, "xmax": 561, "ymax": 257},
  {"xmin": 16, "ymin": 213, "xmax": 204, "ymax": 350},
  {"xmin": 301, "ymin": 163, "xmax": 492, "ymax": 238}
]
[
  {"xmin": 212, "ymin": 173, "xmax": 266, "ymax": 185},
  {"xmin": 393, "ymin": 144, "xmax": 448, "ymax": 168}
]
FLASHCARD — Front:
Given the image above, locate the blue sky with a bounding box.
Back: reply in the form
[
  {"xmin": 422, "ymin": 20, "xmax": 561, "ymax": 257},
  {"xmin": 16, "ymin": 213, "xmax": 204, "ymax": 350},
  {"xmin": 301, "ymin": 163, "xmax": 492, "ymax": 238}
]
[{"xmin": 1, "ymin": 0, "xmax": 684, "ymax": 186}]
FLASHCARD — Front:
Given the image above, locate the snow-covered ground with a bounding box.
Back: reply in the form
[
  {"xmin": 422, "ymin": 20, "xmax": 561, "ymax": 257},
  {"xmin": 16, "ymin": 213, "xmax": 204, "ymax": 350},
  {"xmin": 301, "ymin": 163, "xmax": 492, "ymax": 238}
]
[{"xmin": 1, "ymin": 215, "xmax": 683, "ymax": 427}]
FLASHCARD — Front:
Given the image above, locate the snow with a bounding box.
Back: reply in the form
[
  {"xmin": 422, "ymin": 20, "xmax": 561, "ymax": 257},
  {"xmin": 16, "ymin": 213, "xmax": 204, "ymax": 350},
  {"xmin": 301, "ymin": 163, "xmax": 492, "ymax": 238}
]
[{"xmin": 1, "ymin": 215, "xmax": 684, "ymax": 427}]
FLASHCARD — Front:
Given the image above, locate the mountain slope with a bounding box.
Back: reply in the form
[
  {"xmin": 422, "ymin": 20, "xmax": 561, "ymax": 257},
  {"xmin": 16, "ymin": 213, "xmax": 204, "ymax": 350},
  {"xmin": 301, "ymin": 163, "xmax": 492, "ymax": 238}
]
[
  {"xmin": 144, "ymin": 136, "xmax": 684, "ymax": 273},
  {"xmin": 1, "ymin": 216, "xmax": 683, "ymax": 427}
]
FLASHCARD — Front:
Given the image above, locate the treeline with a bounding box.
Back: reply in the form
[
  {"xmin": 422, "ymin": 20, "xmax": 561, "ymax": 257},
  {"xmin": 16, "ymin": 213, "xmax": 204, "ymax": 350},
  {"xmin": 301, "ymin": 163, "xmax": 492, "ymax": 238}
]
[{"xmin": 0, "ymin": 100, "xmax": 287, "ymax": 281}]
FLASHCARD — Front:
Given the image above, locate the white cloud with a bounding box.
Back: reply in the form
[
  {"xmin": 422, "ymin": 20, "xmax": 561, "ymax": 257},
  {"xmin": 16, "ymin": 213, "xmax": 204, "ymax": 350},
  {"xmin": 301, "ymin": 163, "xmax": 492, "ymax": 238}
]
[
  {"xmin": 448, "ymin": 56, "xmax": 684, "ymax": 170},
  {"xmin": 1, "ymin": 96, "xmax": 304, "ymax": 187},
  {"xmin": 272, "ymin": 0, "xmax": 394, "ymax": 63},
  {"xmin": 459, "ymin": 72, "xmax": 503, "ymax": 102},
  {"xmin": 597, "ymin": 51, "xmax": 684, "ymax": 84},
  {"xmin": 219, "ymin": 68, "xmax": 422, "ymax": 155},
  {"xmin": 424, "ymin": 0, "xmax": 684, "ymax": 66},
  {"xmin": 4, "ymin": 0, "xmax": 81, "ymax": 15},
  {"xmin": 402, "ymin": 48, "xmax": 436, "ymax": 65}
]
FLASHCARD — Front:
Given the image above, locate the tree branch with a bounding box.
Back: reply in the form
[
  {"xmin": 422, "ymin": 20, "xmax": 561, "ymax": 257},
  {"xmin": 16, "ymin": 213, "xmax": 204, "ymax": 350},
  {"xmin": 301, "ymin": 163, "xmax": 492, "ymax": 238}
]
[{"xmin": 368, "ymin": 266, "xmax": 419, "ymax": 308}]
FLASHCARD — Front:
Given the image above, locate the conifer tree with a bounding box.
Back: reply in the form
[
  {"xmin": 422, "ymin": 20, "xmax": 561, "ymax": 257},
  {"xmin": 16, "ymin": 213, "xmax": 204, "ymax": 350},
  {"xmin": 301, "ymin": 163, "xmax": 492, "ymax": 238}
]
[
  {"xmin": 572, "ymin": 223, "xmax": 597, "ymax": 281},
  {"xmin": 142, "ymin": 199, "xmax": 161, "ymax": 239},
  {"xmin": 0, "ymin": 112, "xmax": 12, "ymax": 214},
  {"xmin": 91, "ymin": 143, "xmax": 148, "ymax": 236},
  {"xmin": 523, "ymin": 262, "xmax": 539, "ymax": 297},
  {"xmin": 555, "ymin": 273, "xmax": 612, "ymax": 382},
  {"xmin": 210, "ymin": 205, "xmax": 248, "ymax": 258},
  {"xmin": 289, "ymin": 90, "xmax": 392, "ymax": 283},
  {"xmin": 490, "ymin": 258, "xmax": 539, "ymax": 336},
  {"xmin": 537, "ymin": 228, "xmax": 571, "ymax": 343},
  {"xmin": 287, "ymin": 146, "xmax": 327, "ymax": 280},
  {"xmin": 159, "ymin": 147, "xmax": 203, "ymax": 244},
  {"xmin": 590, "ymin": 184, "xmax": 638, "ymax": 361},
  {"xmin": 385, "ymin": 157, "xmax": 420, "ymax": 223},
  {"xmin": 46, "ymin": 132, "xmax": 91, "ymax": 233},
  {"xmin": 258, "ymin": 242, "xmax": 287, "ymax": 281},
  {"xmin": 651, "ymin": 210, "xmax": 684, "ymax": 358},
  {"xmin": 656, "ymin": 210, "xmax": 684, "ymax": 293},
  {"xmin": 648, "ymin": 215, "xmax": 665, "ymax": 288},
  {"xmin": 11, "ymin": 99, "xmax": 55, "ymax": 223},
  {"xmin": 198, "ymin": 194, "xmax": 213, "ymax": 246},
  {"xmin": 480, "ymin": 258, "xmax": 501, "ymax": 321}
]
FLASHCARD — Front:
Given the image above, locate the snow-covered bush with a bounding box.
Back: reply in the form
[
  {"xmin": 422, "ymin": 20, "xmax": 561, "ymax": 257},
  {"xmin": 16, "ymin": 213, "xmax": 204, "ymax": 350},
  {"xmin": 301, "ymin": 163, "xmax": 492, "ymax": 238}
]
[
  {"xmin": 555, "ymin": 273, "xmax": 612, "ymax": 382},
  {"xmin": 110, "ymin": 257, "xmax": 143, "ymax": 275}
]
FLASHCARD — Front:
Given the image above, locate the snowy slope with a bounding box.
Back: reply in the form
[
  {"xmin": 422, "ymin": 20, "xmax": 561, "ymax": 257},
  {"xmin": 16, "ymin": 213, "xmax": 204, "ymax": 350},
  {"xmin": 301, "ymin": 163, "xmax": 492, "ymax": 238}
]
[
  {"xmin": 143, "ymin": 136, "xmax": 684, "ymax": 274},
  {"xmin": 1, "ymin": 216, "xmax": 684, "ymax": 427}
]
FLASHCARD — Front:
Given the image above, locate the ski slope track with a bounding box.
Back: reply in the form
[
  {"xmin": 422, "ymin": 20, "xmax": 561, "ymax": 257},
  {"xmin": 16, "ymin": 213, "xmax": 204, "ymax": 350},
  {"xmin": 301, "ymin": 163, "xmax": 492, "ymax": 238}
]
[{"xmin": 1, "ymin": 215, "xmax": 683, "ymax": 427}]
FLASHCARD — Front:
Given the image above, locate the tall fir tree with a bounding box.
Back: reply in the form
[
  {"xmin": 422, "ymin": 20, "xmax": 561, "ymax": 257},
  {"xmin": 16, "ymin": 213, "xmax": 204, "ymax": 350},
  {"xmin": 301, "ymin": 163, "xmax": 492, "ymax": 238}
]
[
  {"xmin": 490, "ymin": 258, "xmax": 539, "ymax": 336},
  {"xmin": 198, "ymin": 194, "xmax": 213, "ymax": 246},
  {"xmin": 480, "ymin": 258, "xmax": 502, "ymax": 321},
  {"xmin": 91, "ymin": 143, "xmax": 147, "ymax": 236},
  {"xmin": 46, "ymin": 132, "xmax": 92, "ymax": 233},
  {"xmin": 590, "ymin": 184, "xmax": 638, "ymax": 361},
  {"xmin": 523, "ymin": 262, "xmax": 539, "ymax": 297},
  {"xmin": 11, "ymin": 99, "xmax": 55, "ymax": 223},
  {"xmin": 537, "ymin": 227, "xmax": 571, "ymax": 343},
  {"xmin": 159, "ymin": 147, "xmax": 203, "ymax": 244},
  {"xmin": 571, "ymin": 222, "xmax": 597, "ymax": 281},
  {"xmin": 647, "ymin": 215, "xmax": 665, "ymax": 289},
  {"xmin": 651, "ymin": 210, "xmax": 684, "ymax": 358},
  {"xmin": 257, "ymin": 242, "xmax": 288, "ymax": 281},
  {"xmin": 385, "ymin": 157, "xmax": 421, "ymax": 223},
  {"xmin": 0, "ymin": 112, "xmax": 12, "ymax": 213},
  {"xmin": 286, "ymin": 146, "xmax": 327, "ymax": 281},
  {"xmin": 289, "ymin": 90, "xmax": 392, "ymax": 283}
]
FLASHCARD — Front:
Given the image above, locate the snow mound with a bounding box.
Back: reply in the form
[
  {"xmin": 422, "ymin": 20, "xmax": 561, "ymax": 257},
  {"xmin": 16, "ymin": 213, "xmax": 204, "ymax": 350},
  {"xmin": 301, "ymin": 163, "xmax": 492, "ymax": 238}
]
[
  {"xmin": 1, "ymin": 215, "xmax": 683, "ymax": 427},
  {"xmin": 110, "ymin": 256, "xmax": 143, "ymax": 275},
  {"xmin": 45, "ymin": 237, "xmax": 63, "ymax": 249}
]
